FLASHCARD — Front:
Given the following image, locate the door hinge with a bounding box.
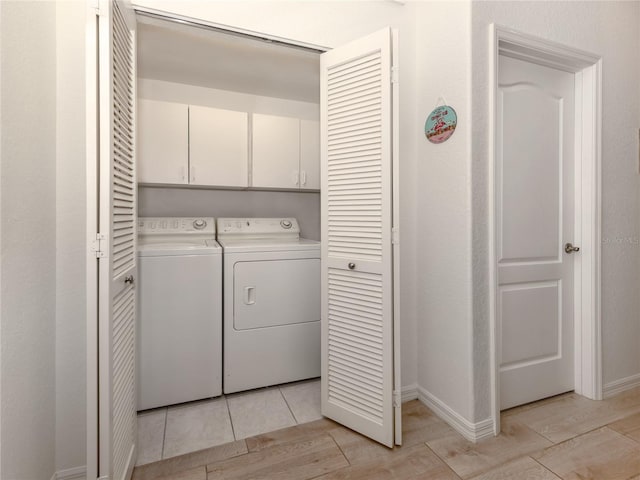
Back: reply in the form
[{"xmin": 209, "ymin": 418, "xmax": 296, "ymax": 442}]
[
  {"xmin": 393, "ymin": 389, "xmax": 402, "ymax": 408},
  {"xmin": 391, "ymin": 66, "xmax": 399, "ymax": 84},
  {"xmin": 91, "ymin": 233, "xmax": 108, "ymax": 258},
  {"xmin": 392, "ymin": 227, "xmax": 400, "ymax": 245},
  {"xmin": 89, "ymin": 0, "xmax": 99, "ymax": 12}
]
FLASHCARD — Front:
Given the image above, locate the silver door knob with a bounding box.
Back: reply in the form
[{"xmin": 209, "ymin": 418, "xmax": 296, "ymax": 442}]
[
  {"xmin": 348, "ymin": 263, "xmax": 356, "ymax": 270},
  {"xmin": 565, "ymin": 243, "xmax": 580, "ymax": 254},
  {"xmin": 124, "ymin": 275, "xmax": 134, "ymax": 285}
]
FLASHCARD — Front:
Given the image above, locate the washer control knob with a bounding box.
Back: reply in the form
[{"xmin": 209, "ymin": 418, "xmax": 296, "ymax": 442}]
[
  {"xmin": 280, "ymin": 219, "xmax": 292, "ymax": 229},
  {"xmin": 193, "ymin": 219, "xmax": 207, "ymax": 230}
]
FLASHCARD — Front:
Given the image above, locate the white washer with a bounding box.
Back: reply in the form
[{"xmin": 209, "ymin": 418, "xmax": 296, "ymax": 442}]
[
  {"xmin": 217, "ymin": 218, "xmax": 320, "ymax": 394},
  {"xmin": 137, "ymin": 217, "xmax": 222, "ymax": 410}
]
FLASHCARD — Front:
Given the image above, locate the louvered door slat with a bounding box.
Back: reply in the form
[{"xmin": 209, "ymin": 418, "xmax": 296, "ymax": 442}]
[
  {"xmin": 98, "ymin": 0, "xmax": 137, "ymax": 478},
  {"xmin": 321, "ymin": 29, "xmax": 395, "ymax": 447},
  {"xmin": 110, "ymin": 2, "xmax": 136, "ymax": 477}
]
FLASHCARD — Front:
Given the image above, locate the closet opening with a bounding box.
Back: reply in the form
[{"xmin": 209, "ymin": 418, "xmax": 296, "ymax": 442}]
[{"xmin": 135, "ymin": 12, "xmax": 324, "ymax": 464}]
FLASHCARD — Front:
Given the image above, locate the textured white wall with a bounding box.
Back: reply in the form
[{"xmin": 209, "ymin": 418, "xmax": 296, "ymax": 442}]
[
  {"xmin": 0, "ymin": 1, "xmax": 57, "ymax": 478},
  {"xmin": 471, "ymin": 1, "xmax": 640, "ymax": 421},
  {"xmin": 55, "ymin": 0, "xmax": 87, "ymax": 472},
  {"xmin": 413, "ymin": 1, "xmax": 475, "ymax": 421},
  {"xmin": 133, "ymin": 0, "xmax": 420, "ymax": 390}
]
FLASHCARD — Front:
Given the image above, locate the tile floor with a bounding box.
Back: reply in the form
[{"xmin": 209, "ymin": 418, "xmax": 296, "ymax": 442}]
[
  {"xmin": 132, "ymin": 386, "xmax": 640, "ymax": 480},
  {"xmin": 136, "ymin": 378, "xmax": 321, "ymax": 466}
]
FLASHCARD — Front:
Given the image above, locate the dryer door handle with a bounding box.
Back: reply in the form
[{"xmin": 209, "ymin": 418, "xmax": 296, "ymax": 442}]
[{"xmin": 244, "ymin": 286, "xmax": 256, "ymax": 305}]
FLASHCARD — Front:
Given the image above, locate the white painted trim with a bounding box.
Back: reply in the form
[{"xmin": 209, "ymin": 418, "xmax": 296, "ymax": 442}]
[
  {"xmin": 391, "ymin": 27, "xmax": 402, "ymax": 447},
  {"xmin": 401, "ymin": 384, "xmax": 418, "ymax": 403},
  {"xmin": 51, "ymin": 466, "xmax": 87, "ymax": 480},
  {"xmin": 603, "ymin": 374, "xmax": 640, "ymax": 399},
  {"xmin": 489, "ymin": 24, "xmax": 602, "ymax": 434},
  {"xmin": 418, "ymin": 387, "xmax": 493, "ymax": 442},
  {"xmin": 133, "ymin": 5, "xmax": 330, "ymax": 53},
  {"xmin": 124, "ymin": 444, "xmax": 136, "ymax": 480},
  {"xmin": 85, "ymin": 3, "xmax": 99, "ymax": 480},
  {"xmin": 488, "ymin": 23, "xmax": 500, "ymax": 438}
]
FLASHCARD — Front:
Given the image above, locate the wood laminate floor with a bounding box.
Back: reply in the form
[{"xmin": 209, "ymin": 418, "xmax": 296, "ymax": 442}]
[{"xmin": 132, "ymin": 386, "xmax": 640, "ymax": 480}]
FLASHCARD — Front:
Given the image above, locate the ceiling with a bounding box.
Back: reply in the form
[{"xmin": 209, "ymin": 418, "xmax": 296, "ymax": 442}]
[{"xmin": 136, "ymin": 16, "xmax": 321, "ymax": 103}]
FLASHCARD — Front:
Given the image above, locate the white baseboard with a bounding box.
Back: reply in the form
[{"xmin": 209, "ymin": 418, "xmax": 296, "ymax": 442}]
[
  {"xmin": 417, "ymin": 386, "xmax": 494, "ymax": 442},
  {"xmin": 401, "ymin": 383, "xmax": 418, "ymax": 402},
  {"xmin": 603, "ymin": 373, "xmax": 640, "ymax": 399},
  {"xmin": 51, "ymin": 466, "xmax": 86, "ymax": 480}
]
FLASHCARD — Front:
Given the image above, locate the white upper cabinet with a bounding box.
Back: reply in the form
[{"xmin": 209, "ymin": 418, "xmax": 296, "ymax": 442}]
[
  {"xmin": 138, "ymin": 99, "xmax": 189, "ymax": 184},
  {"xmin": 189, "ymin": 106, "xmax": 248, "ymax": 187},
  {"xmin": 252, "ymin": 113, "xmax": 301, "ymax": 189},
  {"xmin": 300, "ymin": 119, "xmax": 320, "ymax": 190},
  {"xmin": 138, "ymin": 102, "xmax": 319, "ymax": 190}
]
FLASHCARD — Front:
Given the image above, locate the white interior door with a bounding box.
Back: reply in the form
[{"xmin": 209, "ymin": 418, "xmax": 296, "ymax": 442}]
[
  {"xmin": 320, "ymin": 27, "xmax": 399, "ymax": 448},
  {"xmin": 497, "ymin": 54, "xmax": 576, "ymax": 410},
  {"xmin": 98, "ymin": 0, "xmax": 138, "ymax": 478}
]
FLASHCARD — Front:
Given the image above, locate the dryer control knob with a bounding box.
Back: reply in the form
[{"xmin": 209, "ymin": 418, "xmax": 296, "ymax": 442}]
[
  {"xmin": 193, "ymin": 219, "xmax": 207, "ymax": 229},
  {"xmin": 281, "ymin": 219, "xmax": 292, "ymax": 229}
]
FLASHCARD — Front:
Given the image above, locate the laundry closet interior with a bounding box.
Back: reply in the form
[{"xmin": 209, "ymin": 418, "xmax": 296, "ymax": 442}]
[{"xmin": 135, "ymin": 12, "xmax": 324, "ymax": 464}]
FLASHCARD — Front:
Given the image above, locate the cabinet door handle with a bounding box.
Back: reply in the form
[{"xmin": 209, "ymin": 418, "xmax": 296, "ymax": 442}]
[
  {"xmin": 181, "ymin": 166, "xmax": 186, "ymax": 182},
  {"xmin": 301, "ymin": 170, "xmax": 307, "ymax": 186},
  {"xmin": 244, "ymin": 286, "xmax": 255, "ymax": 305},
  {"xmin": 292, "ymin": 171, "xmax": 299, "ymax": 186},
  {"xmin": 191, "ymin": 166, "xmax": 196, "ymax": 183}
]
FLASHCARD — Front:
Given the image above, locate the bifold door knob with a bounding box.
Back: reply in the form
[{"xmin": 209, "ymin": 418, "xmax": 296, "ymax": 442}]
[
  {"xmin": 348, "ymin": 263, "xmax": 356, "ymax": 270},
  {"xmin": 124, "ymin": 275, "xmax": 134, "ymax": 285},
  {"xmin": 564, "ymin": 243, "xmax": 580, "ymax": 254}
]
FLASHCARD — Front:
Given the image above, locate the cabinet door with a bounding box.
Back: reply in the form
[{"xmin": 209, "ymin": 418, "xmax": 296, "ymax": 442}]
[
  {"xmin": 252, "ymin": 113, "xmax": 300, "ymax": 188},
  {"xmin": 137, "ymin": 99, "xmax": 188, "ymax": 184},
  {"xmin": 300, "ymin": 119, "xmax": 320, "ymax": 190},
  {"xmin": 190, "ymin": 106, "xmax": 248, "ymax": 187}
]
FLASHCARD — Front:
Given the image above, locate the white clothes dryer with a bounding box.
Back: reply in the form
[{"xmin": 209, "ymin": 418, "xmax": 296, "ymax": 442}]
[
  {"xmin": 137, "ymin": 217, "xmax": 222, "ymax": 410},
  {"xmin": 217, "ymin": 218, "xmax": 320, "ymax": 394}
]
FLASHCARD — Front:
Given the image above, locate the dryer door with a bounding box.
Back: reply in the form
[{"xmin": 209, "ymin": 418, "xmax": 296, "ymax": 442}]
[{"xmin": 234, "ymin": 258, "xmax": 320, "ymax": 330}]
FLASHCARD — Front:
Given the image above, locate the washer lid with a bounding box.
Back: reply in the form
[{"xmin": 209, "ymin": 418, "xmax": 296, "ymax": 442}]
[
  {"xmin": 217, "ymin": 238, "xmax": 319, "ymax": 254},
  {"xmin": 138, "ymin": 239, "xmax": 221, "ymax": 257}
]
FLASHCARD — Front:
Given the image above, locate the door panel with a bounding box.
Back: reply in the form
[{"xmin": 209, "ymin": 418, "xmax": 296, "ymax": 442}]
[
  {"xmin": 189, "ymin": 106, "xmax": 248, "ymax": 187},
  {"xmin": 233, "ymin": 259, "xmax": 320, "ymax": 330},
  {"xmin": 98, "ymin": 0, "xmax": 137, "ymax": 478},
  {"xmin": 321, "ymin": 27, "xmax": 397, "ymax": 447},
  {"xmin": 500, "ymin": 282, "xmax": 560, "ymax": 366},
  {"xmin": 137, "ymin": 99, "xmax": 188, "ymax": 184},
  {"xmin": 252, "ymin": 113, "xmax": 300, "ymax": 188},
  {"xmin": 498, "ymin": 55, "xmax": 575, "ymax": 410}
]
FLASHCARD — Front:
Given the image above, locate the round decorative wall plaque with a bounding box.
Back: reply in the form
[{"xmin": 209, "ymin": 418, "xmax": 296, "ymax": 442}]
[{"xmin": 425, "ymin": 105, "xmax": 457, "ymax": 144}]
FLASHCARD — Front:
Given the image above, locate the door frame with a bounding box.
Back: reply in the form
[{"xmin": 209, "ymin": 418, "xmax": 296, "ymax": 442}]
[
  {"xmin": 488, "ymin": 24, "xmax": 602, "ymax": 434},
  {"xmin": 86, "ymin": 1, "xmax": 99, "ymax": 478},
  {"xmin": 87, "ymin": 6, "xmax": 405, "ymax": 471}
]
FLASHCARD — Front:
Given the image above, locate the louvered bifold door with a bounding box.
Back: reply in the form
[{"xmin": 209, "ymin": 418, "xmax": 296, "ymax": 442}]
[
  {"xmin": 98, "ymin": 0, "xmax": 138, "ymax": 478},
  {"xmin": 320, "ymin": 28, "xmax": 396, "ymax": 447}
]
